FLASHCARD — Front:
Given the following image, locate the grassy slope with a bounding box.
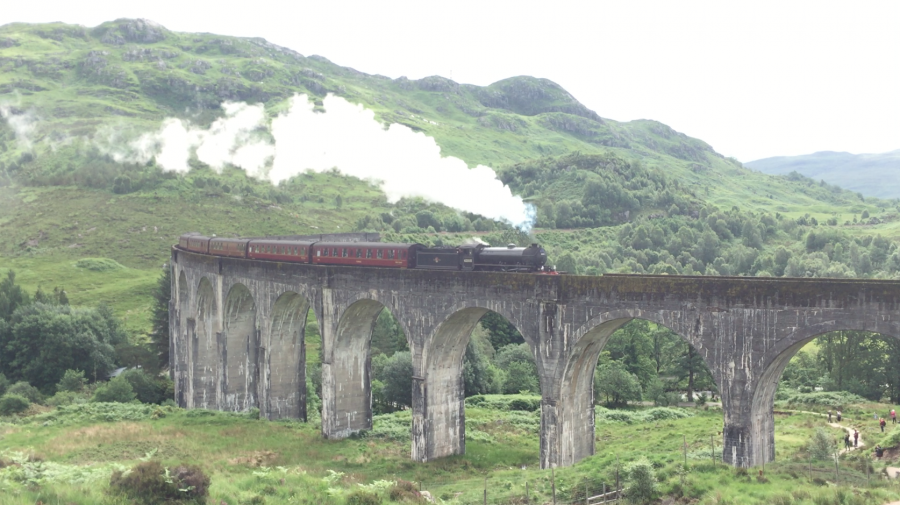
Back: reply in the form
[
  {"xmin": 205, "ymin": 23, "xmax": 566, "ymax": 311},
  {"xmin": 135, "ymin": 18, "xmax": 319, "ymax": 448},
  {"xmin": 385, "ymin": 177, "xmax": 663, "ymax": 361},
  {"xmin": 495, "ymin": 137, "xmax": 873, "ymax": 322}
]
[{"xmin": 1, "ymin": 402, "xmax": 896, "ymax": 504}]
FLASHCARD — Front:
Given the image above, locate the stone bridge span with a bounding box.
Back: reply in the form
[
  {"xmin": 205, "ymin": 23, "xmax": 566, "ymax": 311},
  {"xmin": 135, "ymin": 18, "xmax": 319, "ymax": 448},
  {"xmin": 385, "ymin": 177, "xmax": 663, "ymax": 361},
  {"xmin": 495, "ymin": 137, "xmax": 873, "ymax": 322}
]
[{"xmin": 169, "ymin": 248, "xmax": 900, "ymax": 468}]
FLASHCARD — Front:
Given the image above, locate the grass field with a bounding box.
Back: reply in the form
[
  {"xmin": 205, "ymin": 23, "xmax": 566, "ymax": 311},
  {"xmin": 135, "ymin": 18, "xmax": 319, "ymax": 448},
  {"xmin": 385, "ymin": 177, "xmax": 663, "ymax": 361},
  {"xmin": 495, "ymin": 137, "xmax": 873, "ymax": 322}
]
[{"xmin": 2, "ymin": 399, "xmax": 899, "ymax": 504}]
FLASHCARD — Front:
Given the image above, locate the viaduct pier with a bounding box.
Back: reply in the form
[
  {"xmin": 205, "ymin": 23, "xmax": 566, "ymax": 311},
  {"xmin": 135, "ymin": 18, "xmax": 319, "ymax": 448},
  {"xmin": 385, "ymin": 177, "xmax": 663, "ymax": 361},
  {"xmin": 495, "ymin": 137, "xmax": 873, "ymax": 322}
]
[{"xmin": 170, "ymin": 247, "xmax": 900, "ymax": 468}]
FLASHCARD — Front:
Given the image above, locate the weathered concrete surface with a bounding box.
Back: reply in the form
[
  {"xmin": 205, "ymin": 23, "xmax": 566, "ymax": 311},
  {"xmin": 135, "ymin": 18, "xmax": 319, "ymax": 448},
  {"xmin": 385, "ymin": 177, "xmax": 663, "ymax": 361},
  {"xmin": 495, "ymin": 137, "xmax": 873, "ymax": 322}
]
[{"xmin": 170, "ymin": 249, "xmax": 900, "ymax": 469}]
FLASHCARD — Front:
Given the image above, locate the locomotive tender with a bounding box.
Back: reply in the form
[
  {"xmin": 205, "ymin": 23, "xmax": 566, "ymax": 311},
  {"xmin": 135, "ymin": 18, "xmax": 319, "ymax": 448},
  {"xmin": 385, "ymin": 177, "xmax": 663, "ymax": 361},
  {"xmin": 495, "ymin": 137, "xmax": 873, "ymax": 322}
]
[{"xmin": 177, "ymin": 233, "xmax": 549, "ymax": 272}]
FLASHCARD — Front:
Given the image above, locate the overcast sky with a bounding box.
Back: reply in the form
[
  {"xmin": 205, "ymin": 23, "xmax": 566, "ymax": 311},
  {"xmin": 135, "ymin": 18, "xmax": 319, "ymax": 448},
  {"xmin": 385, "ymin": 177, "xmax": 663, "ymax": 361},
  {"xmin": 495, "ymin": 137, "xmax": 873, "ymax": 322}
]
[{"xmin": 3, "ymin": 0, "xmax": 899, "ymax": 161}]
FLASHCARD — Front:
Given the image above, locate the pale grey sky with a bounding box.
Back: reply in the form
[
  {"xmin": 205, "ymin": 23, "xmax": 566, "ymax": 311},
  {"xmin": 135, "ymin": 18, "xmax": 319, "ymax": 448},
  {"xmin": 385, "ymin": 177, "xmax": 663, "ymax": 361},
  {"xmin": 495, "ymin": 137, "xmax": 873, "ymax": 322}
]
[{"xmin": 3, "ymin": 0, "xmax": 899, "ymax": 161}]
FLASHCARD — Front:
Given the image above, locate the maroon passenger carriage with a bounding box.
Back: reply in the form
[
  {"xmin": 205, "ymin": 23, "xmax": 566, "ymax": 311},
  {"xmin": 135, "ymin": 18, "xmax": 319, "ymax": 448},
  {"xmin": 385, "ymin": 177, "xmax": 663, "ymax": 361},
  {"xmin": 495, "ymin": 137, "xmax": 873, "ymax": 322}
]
[
  {"xmin": 247, "ymin": 239, "xmax": 316, "ymax": 262},
  {"xmin": 310, "ymin": 242, "xmax": 422, "ymax": 268}
]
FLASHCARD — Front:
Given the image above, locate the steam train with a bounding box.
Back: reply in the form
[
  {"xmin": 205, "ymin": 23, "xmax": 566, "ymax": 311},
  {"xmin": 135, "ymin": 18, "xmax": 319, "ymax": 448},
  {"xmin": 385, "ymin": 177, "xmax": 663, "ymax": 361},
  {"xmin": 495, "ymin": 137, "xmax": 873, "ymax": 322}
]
[{"xmin": 177, "ymin": 233, "xmax": 550, "ymax": 273}]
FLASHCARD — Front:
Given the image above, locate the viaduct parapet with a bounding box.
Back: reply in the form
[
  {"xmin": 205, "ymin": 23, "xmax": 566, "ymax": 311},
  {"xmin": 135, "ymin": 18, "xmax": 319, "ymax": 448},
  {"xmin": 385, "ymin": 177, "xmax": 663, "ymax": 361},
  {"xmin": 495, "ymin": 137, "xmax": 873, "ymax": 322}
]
[{"xmin": 170, "ymin": 248, "xmax": 900, "ymax": 468}]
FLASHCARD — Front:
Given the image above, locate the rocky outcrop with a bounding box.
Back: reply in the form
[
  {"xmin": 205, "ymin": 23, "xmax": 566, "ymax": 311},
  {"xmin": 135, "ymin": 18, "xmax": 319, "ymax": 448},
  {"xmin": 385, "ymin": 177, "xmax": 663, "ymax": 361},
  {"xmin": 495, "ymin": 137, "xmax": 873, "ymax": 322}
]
[{"xmin": 476, "ymin": 76, "xmax": 602, "ymax": 122}]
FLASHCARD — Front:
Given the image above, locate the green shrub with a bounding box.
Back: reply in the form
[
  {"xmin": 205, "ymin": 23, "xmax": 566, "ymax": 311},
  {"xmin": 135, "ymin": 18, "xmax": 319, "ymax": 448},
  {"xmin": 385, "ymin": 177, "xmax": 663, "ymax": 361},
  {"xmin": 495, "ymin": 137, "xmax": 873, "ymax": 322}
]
[
  {"xmin": 57, "ymin": 369, "xmax": 87, "ymax": 393},
  {"xmin": 345, "ymin": 489, "xmax": 382, "ymax": 505},
  {"xmin": 695, "ymin": 393, "xmax": 707, "ymax": 406},
  {"xmin": 46, "ymin": 390, "xmax": 84, "ymax": 407},
  {"xmin": 6, "ymin": 381, "xmax": 43, "ymax": 404},
  {"xmin": 120, "ymin": 368, "xmax": 163, "ymax": 404},
  {"xmin": 624, "ymin": 458, "xmax": 658, "ymax": 504},
  {"xmin": 463, "ymin": 394, "xmax": 541, "ymax": 412},
  {"xmin": 0, "ymin": 394, "xmax": 30, "ymax": 415},
  {"xmin": 809, "ymin": 427, "xmax": 836, "ymax": 460},
  {"xmin": 109, "ymin": 460, "xmax": 209, "ymax": 504},
  {"xmin": 0, "ymin": 373, "xmax": 8, "ymax": 396},
  {"xmin": 92, "ymin": 376, "xmax": 137, "ymax": 403},
  {"xmin": 387, "ymin": 480, "xmax": 422, "ymax": 502},
  {"xmin": 777, "ymin": 391, "xmax": 866, "ymax": 408}
]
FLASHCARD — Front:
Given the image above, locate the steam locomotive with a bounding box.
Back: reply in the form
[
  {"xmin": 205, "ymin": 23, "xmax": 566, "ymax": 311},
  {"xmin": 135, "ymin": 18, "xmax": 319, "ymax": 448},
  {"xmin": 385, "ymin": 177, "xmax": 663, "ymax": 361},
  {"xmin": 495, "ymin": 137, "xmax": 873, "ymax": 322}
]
[{"xmin": 177, "ymin": 233, "xmax": 550, "ymax": 273}]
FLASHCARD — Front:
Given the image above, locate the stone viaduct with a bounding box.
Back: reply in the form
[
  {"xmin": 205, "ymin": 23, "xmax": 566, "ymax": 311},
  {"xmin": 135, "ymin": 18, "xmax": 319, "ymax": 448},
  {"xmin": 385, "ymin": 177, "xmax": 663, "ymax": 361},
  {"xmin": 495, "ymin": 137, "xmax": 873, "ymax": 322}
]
[{"xmin": 169, "ymin": 246, "xmax": 900, "ymax": 469}]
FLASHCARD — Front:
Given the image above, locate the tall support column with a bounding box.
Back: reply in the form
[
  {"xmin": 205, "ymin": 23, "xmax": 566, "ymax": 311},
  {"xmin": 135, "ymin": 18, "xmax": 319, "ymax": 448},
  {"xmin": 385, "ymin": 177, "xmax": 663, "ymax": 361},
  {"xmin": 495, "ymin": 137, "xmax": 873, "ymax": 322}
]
[
  {"xmin": 321, "ymin": 294, "xmax": 380, "ymax": 439},
  {"xmin": 412, "ymin": 308, "xmax": 483, "ymax": 462}
]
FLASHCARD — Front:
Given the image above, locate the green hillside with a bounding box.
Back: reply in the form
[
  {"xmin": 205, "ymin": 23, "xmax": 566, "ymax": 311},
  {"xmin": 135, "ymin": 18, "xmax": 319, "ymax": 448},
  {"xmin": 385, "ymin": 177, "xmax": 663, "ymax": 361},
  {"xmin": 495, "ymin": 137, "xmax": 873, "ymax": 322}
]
[
  {"xmin": 2, "ymin": 18, "xmax": 900, "ymax": 334},
  {"xmin": 747, "ymin": 149, "xmax": 900, "ymax": 199}
]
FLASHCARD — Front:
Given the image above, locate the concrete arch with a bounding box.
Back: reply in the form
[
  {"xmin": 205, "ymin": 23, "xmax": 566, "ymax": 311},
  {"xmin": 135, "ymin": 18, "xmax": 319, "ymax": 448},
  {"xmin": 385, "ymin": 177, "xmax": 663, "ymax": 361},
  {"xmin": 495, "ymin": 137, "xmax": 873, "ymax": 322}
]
[
  {"xmin": 556, "ymin": 310, "xmax": 720, "ymax": 467},
  {"xmin": 265, "ymin": 291, "xmax": 309, "ymax": 420},
  {"xmin": 413, "ymin": 306, "xmax": 533, "ymax": 462},
  {"xmin": 322, "ymin": 298, "xmax": 397, "ymax": 438},
  {"xmin": 747, "ymin": 323, "xmax": 900, "ymax": 467},
  {"xmin": 223, "ymin": 283, "xmax": 258, "ymax": 412},
  {"xmin": 194, "ymin": 276, "xmax": 217, "ymax": 409}
]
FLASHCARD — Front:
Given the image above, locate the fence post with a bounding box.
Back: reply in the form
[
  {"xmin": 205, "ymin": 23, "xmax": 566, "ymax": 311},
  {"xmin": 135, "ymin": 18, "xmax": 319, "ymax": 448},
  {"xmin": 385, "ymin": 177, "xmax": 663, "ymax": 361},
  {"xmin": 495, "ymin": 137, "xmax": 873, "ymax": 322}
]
[
  {"xmin": 525, "ymin": 479, "xmax": 529, "ymax": 503},
  {"xmin": 615, "ymin": 455, "xmax": 620, "ymax": 503},
  {"xmin": 552, "ymin": 467, "xmax": 556, "ymax": 505},
  {"xmin": 484, "ymin": 477, "xmax": 487, "ymax": 505},
  {"xmin": 710, "ymin": 435, "xmax": 715, "ymax": 466}
]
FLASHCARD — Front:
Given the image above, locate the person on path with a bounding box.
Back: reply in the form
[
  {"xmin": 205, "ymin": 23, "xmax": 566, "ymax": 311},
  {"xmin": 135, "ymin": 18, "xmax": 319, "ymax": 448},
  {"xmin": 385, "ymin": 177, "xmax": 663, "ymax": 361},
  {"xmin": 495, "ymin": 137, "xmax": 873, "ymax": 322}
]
[
  {"xmin": 828, "ymin": 410, "xmax": 833, "ymax": 422},
  {"xmin": 845, "ymin": 433, "xmax": 852, "ymax": 449},
  {"xmin": 854, "ymin": 429, "xmax": 859, "ymax": 447},
  {"xmin": 892, "ymin": 409, "xmax": 896, "ymax": 424},
  {"xmin": 837, "ymin": 410, "xmax": 843, "ymax": 422},
  {"xmin": 881, "ymin": 417, "xmax": 887, "ymax": 432},
  {"xmin": 875, "ymin": 445, "xmax": 884, "ymax": 458}
]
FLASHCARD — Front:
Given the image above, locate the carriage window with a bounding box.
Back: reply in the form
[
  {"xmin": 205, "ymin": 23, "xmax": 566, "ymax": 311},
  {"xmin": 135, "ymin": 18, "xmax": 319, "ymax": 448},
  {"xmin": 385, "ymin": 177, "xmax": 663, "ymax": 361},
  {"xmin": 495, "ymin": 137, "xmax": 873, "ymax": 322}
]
[
  {"xmin": 316, "ymin": 249, "xmax": 321, "ymax": 257},
  {"xmin": 302, "ymin": 247, "xmax": 307, "ymax": 256},
  {"xmin": 356, "ymin": 249, "xmax": 362, "ymax": 258},
  {"xmin": 377, "ymin": 249, "xmax": 383, "ymax": 259},
  {"xmin": 388, "ymin": 250, "xmax": 395, "ymax": 259},
  {"xmin": 342, "ymin": 248, "xmax": 348, "ymax": 258},
  {"xmin": 401, "ymin": 250, "xmax": 406, "ymax": 259},
  {"xmin": 366, "ymin": 249, "xmax": 372, "ymax": 259}
]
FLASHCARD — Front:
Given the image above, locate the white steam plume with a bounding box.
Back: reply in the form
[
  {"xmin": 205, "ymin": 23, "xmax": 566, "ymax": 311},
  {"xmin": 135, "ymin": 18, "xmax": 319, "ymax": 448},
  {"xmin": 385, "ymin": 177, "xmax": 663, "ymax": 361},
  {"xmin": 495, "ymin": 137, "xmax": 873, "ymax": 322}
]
[
  {"xmin": 111, "ymin": 102, "xmax": 273, "ymax": 175},
  {"xmin": 270, "ymin": 94, "xmax": 534, "ymax": 230},
  {"xmin": 0, "ymin": 104, "xmax": 38, "ymax": 152}
]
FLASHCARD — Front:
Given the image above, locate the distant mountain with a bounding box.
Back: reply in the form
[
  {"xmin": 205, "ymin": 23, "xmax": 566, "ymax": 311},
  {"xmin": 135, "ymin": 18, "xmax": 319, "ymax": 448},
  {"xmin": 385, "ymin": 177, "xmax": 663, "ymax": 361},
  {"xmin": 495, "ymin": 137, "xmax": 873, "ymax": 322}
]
[{"xmin": 746, "ymin": 150, "xmax": 900, "ymax": 199}]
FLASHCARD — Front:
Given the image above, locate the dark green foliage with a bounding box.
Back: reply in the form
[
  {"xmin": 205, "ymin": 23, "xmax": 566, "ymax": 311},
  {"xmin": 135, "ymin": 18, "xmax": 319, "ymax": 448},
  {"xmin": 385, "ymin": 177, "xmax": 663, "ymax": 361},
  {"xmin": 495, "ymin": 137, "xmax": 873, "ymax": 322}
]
[
  {"xmin": 463, "ymin": 341, "xmax": 502, "ymax": 397},
  {"xmin": 0, "ymin": 393, "xmax": 30, "ymax": 415},
  {"xmin": 0, "ymin": 302, "xmax": 123, "ymax": 391},
  {"xmin": 370, "ymin": 310, "xmax": 408, "ymax": 357},
  {"xmin": 150, "ymin": 266, "xmax": 171, "ymax": 370},
  {"xmin": 594, "ymin": 361, "xmax": 642, "ymax": 406},
  {"xmin": 6, "ymin": 381, "xmax": 43, "ymax": 404},
  {"xmin": 120, "ymin": 368, "xmax": 166, "ymax": 404},
  {"xmin": 494, "ymin": 343, "xmax": 539, "ymax": 394},
  {"xmin": 92, "ymin": 376, "xmax": 136, "ymax": 403},
  {"xmin": 0, "ymin": 270, "xmax": 29, "ymax": 322},
  {"xmin": 109, "ymin": 460, "xmax": 209, "ymax": 504},
  {"xmin": 479, "ymin": 311, "xmax": 524, "ymax": 349},
  {"xmin": 372, "ymin": 351, "xmax": 413, "ymax": 413},
  {"xmin": 0, "ymin": 372, "xmax": 8, "ymax": 396},
  {"xmin": 345, "ymin": 489, "xmax": 382, "ymax": 505},
  {"xmin": 56, "ymin": 369, "xmax": 87, "ymax": 393}
]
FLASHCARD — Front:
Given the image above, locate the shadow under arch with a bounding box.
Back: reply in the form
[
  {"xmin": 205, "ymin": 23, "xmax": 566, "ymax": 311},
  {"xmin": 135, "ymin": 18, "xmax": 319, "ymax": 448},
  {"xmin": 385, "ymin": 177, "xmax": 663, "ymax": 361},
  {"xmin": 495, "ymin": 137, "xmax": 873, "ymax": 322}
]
[
  {"xmin": 323, "ymin": 298, "xmax": 409, "ymax": 439},
  {"xmin": 414, "ymin": 306, "xmax": 532, "ymax": 462},
  {"xmin": 194, "ymin": 276, "xmax": 217, "ymax": 409},
  {"xmin": 223, "ymin": 283, "xmax": 258, "ymax": 412},
  {"xmin": 557, "ymin": 310, "xmax": 720, "ymax": 467},
  {"xmin": 748, "ymin": 323, "xmax": 900, "ymax": 467},
  {"xmin": 175, "ymin": 270, "xmax": 189, "ymax": 407},
  {"xmin": 265, "ymin": 291, "xmax": 309, "ymax": 420}
]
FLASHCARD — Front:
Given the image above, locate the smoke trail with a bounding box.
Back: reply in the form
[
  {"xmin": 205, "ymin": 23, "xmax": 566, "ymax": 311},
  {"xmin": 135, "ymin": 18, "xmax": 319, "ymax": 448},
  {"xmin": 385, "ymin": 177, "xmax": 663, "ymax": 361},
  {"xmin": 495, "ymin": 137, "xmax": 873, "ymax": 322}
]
[
  {"xmin": 99, "ymin": 102, "xmax": 273, "ymax": 175},
  {"xmin": 0, "ymin": 104, "xmax": 38, "ymax": 152},
  {"xmin": 270, "ymin": 94, "xmax": 534, "ymax": 230}
]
